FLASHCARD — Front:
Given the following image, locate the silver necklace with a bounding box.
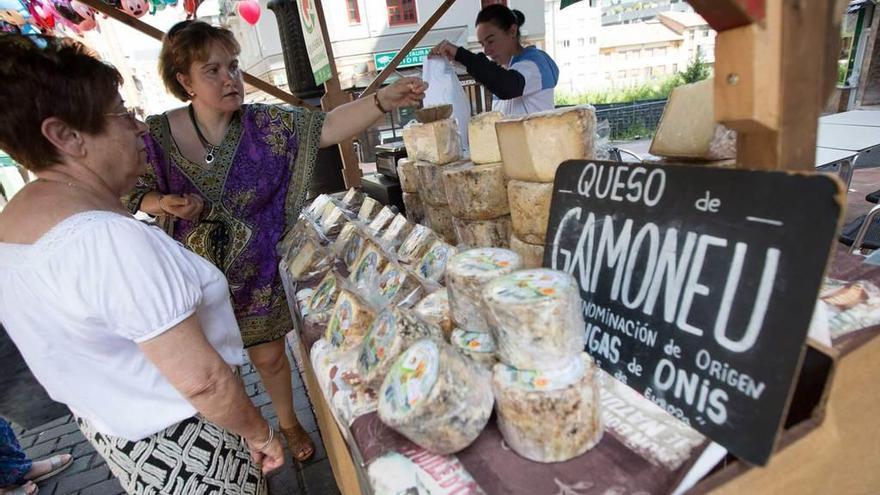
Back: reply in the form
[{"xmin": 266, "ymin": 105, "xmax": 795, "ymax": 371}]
[{"xmin": 188, "ymin": 104, "xmax": 221, "ymax": 165}]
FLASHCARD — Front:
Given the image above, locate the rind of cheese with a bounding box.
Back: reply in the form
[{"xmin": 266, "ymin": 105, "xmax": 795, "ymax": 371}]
[
  {"xmin": 468, "ymin": 111, "xmax": 504, "ymax": 164},
  {"xmin": 401, "ymin": 118, "xmax": 463, "ymax": 165},
  {"xmin": 397, "ymin": 157, "xmax": 420, "ymax": 193},
  {"xmin": 492, "ymin": 353, "xmax": 603, "ymax": 463},
  {"xmin": 402, "ymin": 192, "xmax": 425, "ymax": 225},
  {"xmin": 483, "ymin": 269, "xmax": 586, "ymax": 370},
  {"xmin": 305, "ymin": 270, "xmax": 342, "ymax": 323},
  {"xmin": 453, "ymin": 215, "xmax": 512, "ymax": 248},
  {"xmin": 509, "ymin": 234, "xmax": 545, "ymax": 269},
  {"xmin": 397, "ymin": 224, "xmax": 437, "ymax": 266},
  {"xmin": 358, "ymin": 308, "xmax": 442, "ymax": 389},
  {"xmin": 415, "ymin": 160, "xmax": 468, "ymax": 207},
  {"xmin": 416, "ymin": 240, "xmax": 456, "ymax": 283},
  {"xmin": 424, "ymin": 204, "xmax": 456, "ymax": 244},
  {"xmin": 325, "ymin": 290, "xmax": 377, "ymax": 350},
  {"xmin": 358, "ymin": 196, "xmax": 381, "ymax": 221},
  {"xmin": 650, "ymin": 78, "xmax": 736, "ymax": 160},
  {"xmin": 380, "ymin": 214, "xmax": 415, "ymax": 249},
  {"xmin": 446, "ymin": 248, "xmax": 522, "ymax": 332},
  {"xmin": 443, "ymin": 162, "xmax": 510, "ymax": 220},
  {"xmin": 508, "ymin": 180, "xmax": 553, "ymax": 245},
  {"xmin": 413, "ymin": 289, "xmax": 455, "ymax": 340},
  {"xmin": 378, "ymin": 339, "xmax": 494, "ymax": 455},
  {"xmin": 496, "ymin": 105, "xmax": 597, "ymax": 183}
]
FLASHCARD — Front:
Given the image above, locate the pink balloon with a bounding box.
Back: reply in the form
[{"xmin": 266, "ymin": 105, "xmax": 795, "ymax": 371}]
[{"xmin": 236, "ymin": 0, "xmax": 260, "ymax": 25}]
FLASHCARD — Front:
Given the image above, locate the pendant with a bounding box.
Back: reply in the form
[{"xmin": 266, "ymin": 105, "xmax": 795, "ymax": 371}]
[{"xmin": 205, "ymin": 149, "xmax": 216, "ymax": 165}]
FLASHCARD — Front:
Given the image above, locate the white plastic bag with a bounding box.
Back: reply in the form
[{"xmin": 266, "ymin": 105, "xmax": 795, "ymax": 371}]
[{"xmin": 422, "ymin": 56, "xmax": 471, "ymax": 152}]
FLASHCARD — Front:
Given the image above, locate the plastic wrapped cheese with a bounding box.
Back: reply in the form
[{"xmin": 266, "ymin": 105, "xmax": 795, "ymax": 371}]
[
  {"xmin": 453, "ymin": 216, "xmax": 512, "ymax": 248},
  {"xmin": 451, "ymin": 328, "xmax": 497, "ymax": 370},
  {"xmin": 378, "ymin": 263, "xmax": 424, "ymax": 307},
  {"xmin": 402, "ymin": 192, "xmax": 425, "ymax": 225},
  {"xmin": 402, "ymin": 118, "xmax": 463, "ymax": 165},
  {"xmin": 305, "ymin": 194, "xmax": 331, "ymax": 218},
  {"xmin": 483, "ymin": 269, "xmax": 586, "ymax": 370},
  {"xmin": 424, "ymin": 204, "xmax": 456, "ymax": 244},
  {"xmin": 468, "ymin": 111, "xmax": 503, "ymax": 164},
  {"xmin": 378, "ymin": 339, "xmax": 494, "ymax": 454},
  {"xmin": 326, "ymin": 289, "xmax": 377, "ymax": 350},
  {"xmin": 286, "ymin": 236, "xmax": 332, "ymax": 282},
  {"xmin": 380, "ymin": 214, "xmax": 414, "ymax": 250},
  {"xmin": 493, "ymin": 353, "xmax": 602, "ymax": 463},
  {"xmin": 349, "ymin": 241, "xmax": 389, "ymax": 290},
  {"xmin": 318, "ymin": 201, "xmax": 347, "ymax": 237},
  {"xmin": 650, "ymin": 79, "xmax": 736, "ymax": 160},
  {"xmin": 415, "ymin": 240, "xmax": 456, "ymax": 283},
  {"xmin": 397, "ymin": 157, "xmax": 420, "ymax": 193},
  {"xmin": 305, "ymin": 270, "xmax": 343, "ymax": 324},
  {"xmin": 368, "ymin": 206, "xmax": 396, "ymax": 235},
  {"xmin": 413, "ymin": 289, "xmax": 454, "ymax": 340},
  {"xmin": 358, "ymin": 308, "xmax": 442, "ymax": 389},
  {"xmin": 446, "ymin": 248, "xmax": 522, "ymax": 332},
  {"xmin": 496, "ymin": 106, "xmax": 597, "ymax": 183},
  {"xmin": 358, "ymin": 196, "xmax": 381, "ymax": 221},
  {"xmin": 508, "ymin": 180, "xmax": 553, "ymax": 245},
  {"xmin": 333, "ymin": 222, "xmax": 361, "ymax": 269},
  {"xmin": 397, "ymin": 224, "xmax": 437, "ymax": 266},
  {"xmin": 340, "ymin": 188, "xmax": 364, "ymax": 211},
  {"xmin": 442, "ymin": 162, "xmax": 510, "ymax": 220},
  {"xmin": 510, "ymin": 234, "xmax": 545, "ymax": 269}
]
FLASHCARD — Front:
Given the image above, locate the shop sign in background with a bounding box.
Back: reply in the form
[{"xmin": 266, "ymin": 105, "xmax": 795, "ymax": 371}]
[
  {"xmin": 374, "ymin": 47, "xmax": 431, "ymax": 71},
  {"xmin": 296, "ymin": 0, "xmax": 332, "ymax": 85},
  {"xmin": 544, "ymin": 160, "xmax": 842, "ymax": 465}
]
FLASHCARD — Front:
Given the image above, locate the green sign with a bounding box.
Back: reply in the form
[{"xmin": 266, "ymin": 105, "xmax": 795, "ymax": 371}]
[
  {"xmin": 296, "ymin": 0, "xmax": 332, "ymax": 86},
  {"xmin": 374, "ymin": 47, "xmax": 431, "ymax": 71}
]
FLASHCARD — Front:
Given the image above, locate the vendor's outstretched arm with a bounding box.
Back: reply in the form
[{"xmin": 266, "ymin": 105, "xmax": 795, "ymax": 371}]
[
  {"xmin": 319, "ymin": 77, "xmax": 427, "ymax": 147},
  {"xmin": 454, "ymin": 47, "xmax": 525, "ymax": 100}
]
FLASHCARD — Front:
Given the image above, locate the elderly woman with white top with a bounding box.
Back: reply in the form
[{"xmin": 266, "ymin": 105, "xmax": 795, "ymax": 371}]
[{"xmin": 0, "ymin": 35, "xmax": 283, "ymax": 494}]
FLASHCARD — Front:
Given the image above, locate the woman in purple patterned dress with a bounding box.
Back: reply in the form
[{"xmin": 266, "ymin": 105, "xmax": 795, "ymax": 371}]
[{"xmin": 124, "ymin": 21, "xmax": 426, "ymax": 462}]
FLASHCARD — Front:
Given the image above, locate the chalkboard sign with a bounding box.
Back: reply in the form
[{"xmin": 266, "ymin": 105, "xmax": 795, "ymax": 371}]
[{"xmin": 543, "ymin": 160, "xmax": 842, "ymax": 465}]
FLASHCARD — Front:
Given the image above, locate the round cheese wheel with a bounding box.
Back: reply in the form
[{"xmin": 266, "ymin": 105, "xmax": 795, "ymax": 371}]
[
  {"xmin": 451, "ymin": 328, "xmax": 498, "ymax": 370},
  {"xmin": 397, "ymin": 157, "xmax": 420, "ymax": 193},
  {"xmin": 453, "ymin": 215, "xmax": 512, "ymax": 249},
  {"xmin": 446, "ymin": 248, "xmax": 522, "ymax": 332},
  {"xmin": 413, "ymin": 289, "xmax": 454, "ymax": 340},
  {"xmin": 483, "ymin": 269, "xmax": 586, "ymax": 370},
  {"xmin": 492, "ymin": 354, "xmax": 603, "ymax": 463},
  {"xmin": 378, "ymin": 339, "xmax": 493, "ymax": 454},
  {"xmin": 443, "ymin": 162, "xmax": 510, "ymax": 220},
  {"xmin": 510, "ymin": 234, "xmax": 545, "ymax": 269},
  {"xmin": 358, "ymin": 308, "xmax": 442, "ymax": 389},
  {"xmin": 424, "ymin": 204, "xmax": 456, "ymax": 244},
  {"xmin": 508, "ymin": 180, "xmax": 553, "ymax": 245}
]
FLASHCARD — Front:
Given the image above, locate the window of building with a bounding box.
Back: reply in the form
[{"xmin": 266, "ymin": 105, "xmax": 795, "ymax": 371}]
[
  {"xmin": 578, "ymin": 38, "xmax": 585, "ymax": 47},
  {"xmin": 628, "ymin": 69, "xmax": 639, "ymax": 78},
  {"xmin": 645, "ymin": 67, "xmax": 653, "ymax": 77},
  {"xmin": 346, "ymin": 0, "xmax": 360, "ymax": 24},
  {"xmin": 672, "ymin": 63, "xmax": 678, "ymax": 72},
  {"xmin": 589, "ymin": 36, "xmax": 596, "ymax": 44},
  {"xmin": 481, "ymin": 0, "xmax": 507, "ymax": 7},
  {"xmin": 703, "ymin": 29, "xmax": 710, "ymax": 37},
  {"xmin": 562, "ymin": 39, "xmax": 570, "ymax": 48},
  {"xmin": 387, "ymin": 0, "xmax": 417, "ymax": 26}
]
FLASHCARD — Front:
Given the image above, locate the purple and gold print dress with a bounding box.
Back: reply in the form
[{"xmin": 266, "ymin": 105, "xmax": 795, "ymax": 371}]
[{"xmin": 125, "ymin": 104, "xmax": 325, "ymax": 347}]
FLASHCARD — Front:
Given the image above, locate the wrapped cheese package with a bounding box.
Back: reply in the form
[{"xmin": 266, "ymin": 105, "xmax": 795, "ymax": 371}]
[
  {"xmin": 304, "ymin": 270, "xmax": 343, "ymax": 324},
  {"xmin": 415, "ymin": 240, "xmax": 457, "ymax": 283},
  {"xmin": 450, "ymin": 328, "xmax": 497, "ymax": 370},
  {"xmin": 446, "ymin": 248, "xmax": 521, "ymax": 332},
  {"xmin": 413, "ymin": 289, "xmax": 455, "ymax": 340},
  {"xmin": 377, "ymin": 262, "xmax": 424, "ymax": 308},
  {"xmin": 358, "ymin": 308, "xmax": 442, "ymax": 389},
  {"xmin": 325, "ymin": 289, "xmax": 377, "ymax": 351},
  {"xmin": 492, "ymin": 353, "xmax": 603, "ymax": 463},
  {"xmin": 483, "ymin": 269, "xmax": 585, "ymax": 370},
  {"xmin": 378, "ymin": 339, "xmax": 493, "ymax": 455}
]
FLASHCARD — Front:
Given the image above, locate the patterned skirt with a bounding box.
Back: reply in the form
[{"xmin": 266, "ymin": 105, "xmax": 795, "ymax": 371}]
[{"xmin": 77, "ymin": 415, "xmax": 265, "ymax": 495}]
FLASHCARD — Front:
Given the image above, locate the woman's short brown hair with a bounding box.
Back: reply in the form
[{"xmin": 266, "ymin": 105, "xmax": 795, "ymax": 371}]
[
  {"xmin": 0, "ymin": 34, "xmax": 122, "ymax": 172},
  {"xmin": 159, "ymin": 21, "xmax": 241, "ymax": 101}
]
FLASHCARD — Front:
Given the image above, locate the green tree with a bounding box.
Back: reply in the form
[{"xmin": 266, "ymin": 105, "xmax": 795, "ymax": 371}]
[{"xmin": 678, "ymin": 52, "xmax": 711, "ymax": 84}]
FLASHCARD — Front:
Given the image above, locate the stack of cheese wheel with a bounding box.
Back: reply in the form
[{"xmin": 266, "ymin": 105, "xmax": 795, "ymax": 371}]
[
  {"xmin": 445, "ymin": 248, "xmax": 522, "ymax": 368},
  {"xmin": 443, "ymin": 112, "xmax": 512, "ymax": 248},
  {"xmin": 482, "ymin": 269, "xmax": 601, "ymax": 462},
  {"xmin": 397, "ymin": 158, "xmax": 425, "ymax": 224},
  {"xmin": 496, "ymin": 106, "xmax": 597, "ymax": 268},
  {"xmin": 378, "ymin": 339, "xmax": 493, "ymax": 454},
  {"xmin": 357, "ymin": 307, "xmax": 442, "ymax": 389},
  {"xmin": 403, "ymin": 117, "xmax": 466, "ymax": 244}
]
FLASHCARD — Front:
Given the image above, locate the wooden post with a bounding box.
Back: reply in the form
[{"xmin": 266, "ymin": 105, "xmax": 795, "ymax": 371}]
[
  {"xmin": 78, "ymin": 0, "xmax": 319, "ymax": 110},
  {"xmin": 360, "ymin": 0, "xmax": 457, "ymax": 98},
  {"xmin": 691, "ymin": 0, "xmax": 845, "ymax": 171},
  {"xmin": 313, "ymin": 0, "xmax": 362, "ymax": 189}
]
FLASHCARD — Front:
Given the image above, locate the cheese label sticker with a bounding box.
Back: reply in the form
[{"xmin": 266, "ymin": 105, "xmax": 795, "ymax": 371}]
[
  {"xmin": 382, "ymin": 215, "xmax": 408, "ymax": 241},
  {"xmin": 451, "ymin": 248, "xmax": 519, "ymax": 276},
  {"xmin": 398, "ymin": 225, "xmax": 432, "ymax": 260},
  {"xmin": 451, "ymin": 329, "xmax": 495, "ymax": 353},
  {"xmin": 308, "ymin": 275, "xmax": 337, "ymax": 314},
  {"xmin": 487, "ymin": 269, "xmax": 571, "ymax": 304},
  {"xmin": 386, "ymin": 340, "xmax": 439, "ymax": 414},
  {"xmin": 352, "ymin": 250, "xmax": 380, "ymax": 285},
  {"xmin": 360, "ymin": 311, "xmax": 397, "ymax": 373},
  {"xmin": 418, "ymin": 243, "xmax": 451, "ymax": 280},
  {"xmin": 379, "ymin": 266, "xmax": 406, "ymax": 299},
  {"xmin": 343, "ymin": 235, "xmax": 364, "ymax": 268},
  {"xmin": 496, "ymin": 355, "xmax": 587, "ymax": 392},
  {"xmin": 327, "ymin": 297, "xmax": 354, "ymax": 347}
]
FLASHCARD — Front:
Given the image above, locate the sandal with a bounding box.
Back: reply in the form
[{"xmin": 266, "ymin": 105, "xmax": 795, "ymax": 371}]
[
  {"xmin": 279, "ymin": 424, "xmax": 315, "ymax": 462},
  {"xmin": 27, "ymin": 454, "xmax": 73, "ymax": 483}
]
